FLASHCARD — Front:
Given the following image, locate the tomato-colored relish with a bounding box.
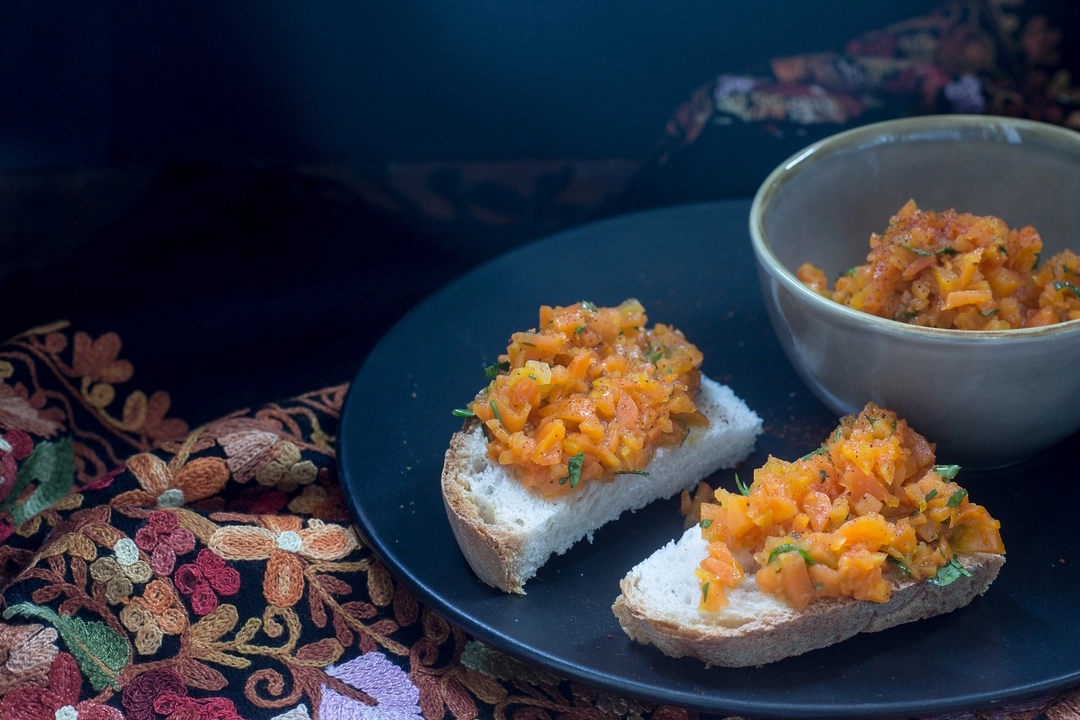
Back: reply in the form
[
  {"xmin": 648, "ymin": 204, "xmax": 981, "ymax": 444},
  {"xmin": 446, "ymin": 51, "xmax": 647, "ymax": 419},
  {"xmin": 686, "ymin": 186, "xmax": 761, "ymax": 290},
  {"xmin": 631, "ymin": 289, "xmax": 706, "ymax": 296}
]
[
  {"xmin": 797, "ymin": 200, "xmax": 1080, "ymax": 329},
  {"xmin": 694, "ymin": 403, "xmax": 1004, "ymax": 613},
  {"xmin": 468, "ymin": 300, "xmax": 708, "ymax": 498}
]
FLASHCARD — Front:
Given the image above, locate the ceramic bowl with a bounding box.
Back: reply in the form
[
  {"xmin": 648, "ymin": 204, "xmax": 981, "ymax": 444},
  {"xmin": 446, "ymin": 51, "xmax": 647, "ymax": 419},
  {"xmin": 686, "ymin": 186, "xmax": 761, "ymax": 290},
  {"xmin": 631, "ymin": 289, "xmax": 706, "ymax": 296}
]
[{"xmin": 749, "ymin": 115, "xmax": 1080, "ymax": 467}]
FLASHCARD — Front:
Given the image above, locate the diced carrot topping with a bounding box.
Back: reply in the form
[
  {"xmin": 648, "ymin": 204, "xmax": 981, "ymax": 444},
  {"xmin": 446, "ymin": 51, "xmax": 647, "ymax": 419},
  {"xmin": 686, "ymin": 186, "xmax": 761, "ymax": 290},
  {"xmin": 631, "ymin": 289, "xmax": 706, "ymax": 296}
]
[
  {"xmin": 469, "ymin": 300, "xmax": 706, "ymax": 497},
  {"xmin": 694, "ymin": 403, "xmax": 1004, "ymax": 612},
  {"xmin": 796, "ymin": 201, "xmax": 1080, "ymax": 328}
]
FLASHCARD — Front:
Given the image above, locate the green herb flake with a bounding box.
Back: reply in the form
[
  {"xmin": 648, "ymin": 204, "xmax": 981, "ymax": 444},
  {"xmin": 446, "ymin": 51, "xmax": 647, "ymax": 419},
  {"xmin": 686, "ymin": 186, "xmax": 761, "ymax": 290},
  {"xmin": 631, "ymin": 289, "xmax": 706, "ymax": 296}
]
[
  {"xmin": 946, "ymin": 488, "xmax": 968, "ymax": 507},
  {"xmin": 924, "ymin": 489, "xmax": 938, "ymax": 501},
  {"xmin": 865, "ymin": 414, "xmax": 878, "ymax": 425},
  {"xmin": 934, "ymin": 464, "xmax": 961, "ymax": 480},
  {"xmin": 814, "ymin": 583, "xmax": 825, "ymax": 591},
  {"xmin": 566, "ymin": 452, "xmax": 585, "ymax": 488},
  {"xmin": 937, "ymin": 247, "xmax": 959, "ymax": 255},
  {"xmin": 528, "ymin": 373, "xmax": 537, "ymax": 380},
  {"xmin": 617, "ymin": 470, "xmax": 650, "ymax": 477},
  {"xmin": 735, "ymin": 473, "xmax": 750, "ymax": 496},
  {"xmin": 980, "ymin": 308, "xmax": 999, "ymax": 317},
  {"xmin": 648, "ymin": 349, "xmax": 663, "ymax": 363},
  {"xmin": 582, "ymin": 300, "xmax": 598, "ymax": 313},
  {"xmin": 484, "ymin": 361, "xmax": 511, "ymax": 379},
  {"xmin": 832, "ymin": 426, "xmax": 843, "ymax": 442},
  {"xmin": 767, "ymin": 544, "xmax": 817, "ymax": 567},
  {"xmin": 1066, "ymin": 266, "xmax": 1080, "ymax": 277},
  {"xmin": 928, "ymin": 556, "xmax": 972, "ymax": 587},
  {"xmin": 701, "ymin": 581, "xmax": 710, "ymax": 603},
  {"xmin": 1034, "ymin": 252, "xmax": 1041, "ymax": 269},
  {"xmin": 700, "ymin": 519, "xmax": 714, "ymax": 529},
  {"xmin": 575, "ymin": 325, "xmax": 587, "ymax": 335},
  {"xmin": 999, "ymin": 245, "xmax": 1009, "ymax": 256},
  {"xmin": 489, "ymin": 400, "xmax": 504, "ymax": 426},
  {"xmin": 891, "ymin": 417, "xmax": 898, "ymax": 434},
  {"xmin": 886, "ymin": 555, "xmax": 912, "ymax": 577},
  {"xmin": 901, "ymin": 243, "xmax": 933, "ymax": 257},
  {"xmin": 819, "ymin": 470, "xmax": 828, "ymax": 483},
  {"xmin": 1053, "ymin": 281, "xmax": 1080, "ymax": 299},
  {"xmin": 839, "ymin": 267, "xmax": 857, "ymax": 278},
  {"xmin": 799, "ymin": 446, "xmax": 829, "ymax": 461},
  {"xmin": 452, "ymin": 408, "xmax": 476, "ymax": 418}
]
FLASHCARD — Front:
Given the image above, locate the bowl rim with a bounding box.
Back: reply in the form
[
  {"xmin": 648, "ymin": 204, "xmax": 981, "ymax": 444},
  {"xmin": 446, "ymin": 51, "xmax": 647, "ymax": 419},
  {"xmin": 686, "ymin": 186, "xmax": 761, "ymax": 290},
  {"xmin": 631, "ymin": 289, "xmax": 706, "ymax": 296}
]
[{"xmin": 749, "ymin": 114, "xmax": 1080, "ymax": 341}]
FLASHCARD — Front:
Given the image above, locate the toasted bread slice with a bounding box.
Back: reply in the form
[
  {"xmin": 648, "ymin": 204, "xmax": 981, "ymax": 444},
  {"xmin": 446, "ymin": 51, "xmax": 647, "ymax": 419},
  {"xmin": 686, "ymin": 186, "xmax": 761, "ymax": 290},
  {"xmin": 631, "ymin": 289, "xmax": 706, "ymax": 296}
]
[
  {"xmin": 612, "ymin": 525, "xmax": 1005, "ymax": 667},
  {"xmin": 441, "ymin": 376, "xmax": 762, "ymax": 593}
]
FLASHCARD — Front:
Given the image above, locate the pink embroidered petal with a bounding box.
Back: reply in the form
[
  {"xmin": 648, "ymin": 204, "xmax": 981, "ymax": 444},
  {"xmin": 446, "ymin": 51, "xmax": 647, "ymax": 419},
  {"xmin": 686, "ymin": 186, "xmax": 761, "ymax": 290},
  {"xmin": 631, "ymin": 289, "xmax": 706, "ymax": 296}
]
[
  {"xmin": 195, "ymin": 547, "xmax": 228, "ymax": 573},
  {"xmin": 74, "ymin": 700, "xmax": 125, "ymax": 720},
  {"xmin": 47, "ymin": 652, "xmax": 83, "ymax": 706},
  {"xmin": 134, "ymin": 525, "xmax": 159, "ymax": 552},
  {"xmin": 164, "ymin": 527, "xmax": 196, "ymax": 555},
  {"xmin": 173, "ymin": 563, "xmax": 205, "ymax": 595},
  {"xmin": 148, "ymin": 510, "xmax": 178, "ymax": 535},
  {"xmin": 150, "ymin": 543, "xmax": 177, "ymax": 576},
  {"xmin": 207, "ymin": 564, "xmax": 241, "ymax": 596},
  {"xmin": 188, "ymin": 582, "xmax": 219, "ymax": 616},
  {"xmin": 122, "ymin": 668, "xmax": 187, "ymax": 720}
]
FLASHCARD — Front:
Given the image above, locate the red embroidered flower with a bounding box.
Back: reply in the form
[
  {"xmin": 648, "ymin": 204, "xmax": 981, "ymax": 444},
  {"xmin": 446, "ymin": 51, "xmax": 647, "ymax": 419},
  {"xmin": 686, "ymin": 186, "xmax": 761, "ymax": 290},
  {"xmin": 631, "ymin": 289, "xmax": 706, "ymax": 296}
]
[
  {"xmin": 0, "ymin": 427, "xmax": 34, "ymax": 504},
  {"xmin": 0, "ymin": 652, "xmax": 123, "ymax": 720},
  {"xmin": 174, "ymin": 548, "xmax": 240, "ymax": 615},
  {"xmin": 122, "ymin": 668, "xmax": 243, "ymax": 720},
  {"xmin": 134, "ymin": 510, "xmax": 196, "ymax": 576}
]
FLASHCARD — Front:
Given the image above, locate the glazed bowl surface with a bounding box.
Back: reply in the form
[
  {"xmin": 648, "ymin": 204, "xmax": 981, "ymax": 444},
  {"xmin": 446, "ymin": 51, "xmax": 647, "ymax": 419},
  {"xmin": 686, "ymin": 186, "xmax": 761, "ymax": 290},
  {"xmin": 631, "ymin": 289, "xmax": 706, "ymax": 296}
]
[{"xmin": 749, "ymin": 115, "xmax": 1080, "ymax": 467}]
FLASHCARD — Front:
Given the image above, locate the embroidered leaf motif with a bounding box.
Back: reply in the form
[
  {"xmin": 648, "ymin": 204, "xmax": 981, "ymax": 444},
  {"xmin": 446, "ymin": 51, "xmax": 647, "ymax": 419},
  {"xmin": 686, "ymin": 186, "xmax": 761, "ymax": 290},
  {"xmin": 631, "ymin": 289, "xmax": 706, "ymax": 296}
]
[
  {"xmin": 3, "ymin": 601, "xmax": 129, "ymax": 691},
  {"xmin": 175, "ymin": 658, "xmax": 227, "ymax": 691},
  {"xmin": 2, "ymin": 437, "xmax": 75, "ymax": 526}
]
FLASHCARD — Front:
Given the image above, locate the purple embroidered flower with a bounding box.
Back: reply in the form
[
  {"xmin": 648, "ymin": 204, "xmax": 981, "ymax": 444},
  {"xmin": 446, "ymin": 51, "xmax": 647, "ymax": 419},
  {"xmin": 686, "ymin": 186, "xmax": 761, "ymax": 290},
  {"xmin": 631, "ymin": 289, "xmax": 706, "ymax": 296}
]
[
  {"xmin": 714, "ymin": 74, "xmax": 756, "ymax": 103},
  {"xmin": 320, "ymin": 652, "xmax": 422, "ymax": 720},
  {"xmin": 944, "ymin": 74, "xmax": 986, "ymax": 114}
]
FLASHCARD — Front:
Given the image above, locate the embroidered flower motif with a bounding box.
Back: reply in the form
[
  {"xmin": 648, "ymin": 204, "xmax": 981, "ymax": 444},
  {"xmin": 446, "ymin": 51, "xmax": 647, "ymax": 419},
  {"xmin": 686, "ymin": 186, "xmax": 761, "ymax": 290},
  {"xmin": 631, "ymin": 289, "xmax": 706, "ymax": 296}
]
[
  {"xmin": 121, "ymin": 668, "xmax": 243, "ymax": 720},
  {"xmin": 0, "ymin": 385, "xmax": 63, "ymax": 438},
  {"xmin": 220, "ymin": 431, "xmax": 318, "ymax": 491},
  {"xmin": 944, "ymin": 73, "xmax": 987, "ymax": 114},
  {"xmin": 208, "ymin": 516, "xmax": 357, "ymax": 607},
  {"xmin": 0, "ymin": 652, "xmax": 123, "ymax": 720},
  {"xmin": 174, "ymin": 548, "xmax": 241, "ymax": 616},
  {"xmin": 134, "ymin": 511, "xmax": 196, "ymax": 576},
  {"xmin": 0, "ymin": 427, "xmax": 34, "ymax": 504},
  {"xmin": 0, "ymin": 622, "xmax": 59, "ymax": 695},
  {"xmin": 120, "ymin": 580, "xmax": 187, "ymax": 655},
  {"xmin": 89, "ymin": 538, "xmax": 154, "ymax": 605},
  {"xmin": 319, "ymin": 652, "xmax": 422, "ymax": 720},
  {"xmin": 112, "ymin": 454, "xmax": 229, "ymax": 509},
  {"xmin": 270, "ymin": 706, "xmax": 312, "ymax": 720}
]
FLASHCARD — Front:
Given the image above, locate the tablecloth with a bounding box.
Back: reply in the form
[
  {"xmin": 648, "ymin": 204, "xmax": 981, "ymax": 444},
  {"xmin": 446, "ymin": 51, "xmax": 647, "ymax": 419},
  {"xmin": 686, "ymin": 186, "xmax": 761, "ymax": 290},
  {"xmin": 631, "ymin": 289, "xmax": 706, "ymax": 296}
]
[{"xmin": 0, "ymin": 321, "xmax": 1077, "ymax": 720}]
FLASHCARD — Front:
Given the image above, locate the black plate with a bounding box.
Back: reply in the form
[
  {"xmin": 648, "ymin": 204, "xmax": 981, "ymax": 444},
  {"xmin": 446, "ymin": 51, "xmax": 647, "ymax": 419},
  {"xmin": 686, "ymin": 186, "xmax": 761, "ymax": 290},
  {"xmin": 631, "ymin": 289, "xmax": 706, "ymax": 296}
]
[{"xmin": 338, "ymin": 200, "xmax": 1080, "ymax": 719}]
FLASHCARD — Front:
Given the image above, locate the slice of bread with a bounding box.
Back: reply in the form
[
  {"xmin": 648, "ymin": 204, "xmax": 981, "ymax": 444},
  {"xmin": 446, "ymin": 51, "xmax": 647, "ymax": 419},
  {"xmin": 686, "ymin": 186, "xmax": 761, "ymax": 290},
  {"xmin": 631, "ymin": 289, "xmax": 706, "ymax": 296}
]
[
  {"xmin": 612, "ymin": 524, "xmax": 1005, "ymax": 667},
  {"xmin": 441, "ymin": 376, "xmax": 762, "ymax": 594}
]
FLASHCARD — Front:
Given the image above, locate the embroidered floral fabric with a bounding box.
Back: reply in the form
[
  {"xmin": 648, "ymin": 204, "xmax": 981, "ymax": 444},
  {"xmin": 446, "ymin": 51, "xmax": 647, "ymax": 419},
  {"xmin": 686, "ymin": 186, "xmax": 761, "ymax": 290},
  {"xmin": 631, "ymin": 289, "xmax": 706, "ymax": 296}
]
[{"xmin": 1, "ymin": 322, "xmax": 1078, "ymax": 720}]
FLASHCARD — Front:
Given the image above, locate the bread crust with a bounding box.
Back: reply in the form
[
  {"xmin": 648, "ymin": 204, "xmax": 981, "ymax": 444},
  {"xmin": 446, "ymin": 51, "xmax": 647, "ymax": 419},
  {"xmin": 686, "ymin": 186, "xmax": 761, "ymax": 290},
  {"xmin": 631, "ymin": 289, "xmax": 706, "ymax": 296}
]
[
  {"xmin": 441, "ymin": 421, "xmax": 530, "ymax": 593},
  {"xmin": 612, "ymin": 551, "xmax": 1004, "ymax": 667}
]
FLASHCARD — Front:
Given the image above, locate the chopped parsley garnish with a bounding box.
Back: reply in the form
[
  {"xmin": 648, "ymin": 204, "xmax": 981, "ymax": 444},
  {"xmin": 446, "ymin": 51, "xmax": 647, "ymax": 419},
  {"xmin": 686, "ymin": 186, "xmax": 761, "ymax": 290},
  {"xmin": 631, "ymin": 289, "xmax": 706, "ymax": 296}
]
[
  {"xmin": 799, "ymin": 446, "xmax": 829, "ymax": 461},
  {"xmin": 832, "ymin": 426, "xmax": 843, "ymax": 442},
  {"xmin": 900, "ymin": 244, "xmax": 957, "ymax": 257},
  {"xmin": 886, "ymin": 556, "xmax": 912, "ymax": 576},
  {"xmin": 701, "ymin": 581, "xmax": 710, "ymax": 603},
  {"xmin": 819, "ymin": 470, "xmax": 828, "ymax": 483},
  {"xmin": 452, "ymin": 408, "xmax": 476, "ymax": 418},
  {"xmin": 979, "ymin": 308, "xmax": 999, "ymax": 317},
  {"xmin": 946, "ymin": 488, "xmax": 968, "ymax": 507},
  {"xmin": 700, "ymin": 519, "xmax": 713, "ymax": 529},
  {"xmin": 616, "ymin": 470, "xmax": 650, "ymax": 477},
  {"xmin": 484, "ymin": 361, "xmax": 511, "ymax": 379},
  {"xmin": 735, "ymin": 473, "xmax": 750, "ymax": 496},
  {"xmin": 489, "ymin": 400, "xmax": 504, "ymax": 426},
  {"xmin": 648, "ymin": 349, "xmax": 663, "ymax": 363},
  {"xmin": 561, "ymin": 451, "xmax": 585, "ymax": 488},
  {"xmin": 864, "ymin": 414, "xmax": 877, "ymax": 425},
  {"xmin": 839, "ymin": 267, "xmax": 857, "ymax": 278},
  {"xmin": 891, "ymin": 417, "xmax": 898, "ymax": 434},
  {"xmin": 999, "ymin": 245, "xmax": 1009, "ymax": 256},
  {"xmin": 582, "ymin": 300, "xmax": 597, "ymax": 313},
  {"xmin": 575, "ymin": 325, "xmax": 587, "ymax": 334},
  {"xmin": 934, "ymin": 464, "xmax": 961, "ymax": 480},
  {"xmin": 928, "ymin": 556, "xmax": 972, "ymax": 587},
  {"xmin": 1053, "ymin": 281, "xmax": 1080, "ymax": 299},
  {"xmin": 924, "ymin": 489, "xmax": 938, "ymax": 501},
  {"xmin": 767, "ymin": 544, "xmax": 816, "ymax": 567},
  {"xmin": 528, "ymin": 373, "xmax": 537, "ymax": 380},
  {"xmin": 814, "ymin": 583, "xmax": 825, "ymax": 591}
]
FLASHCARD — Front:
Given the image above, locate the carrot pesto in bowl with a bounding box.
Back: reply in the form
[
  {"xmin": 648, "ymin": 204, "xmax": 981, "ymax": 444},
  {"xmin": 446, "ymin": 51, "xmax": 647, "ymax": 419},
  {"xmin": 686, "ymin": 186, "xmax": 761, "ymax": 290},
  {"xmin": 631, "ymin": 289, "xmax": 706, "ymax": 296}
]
[
  {"xmin": 694, "ymin": 403, "xmax": 1004, "ymax": 613},
  {"xmin": 461, "ymin": 299, "xmax": 707, "ymax": 498},
  {"xmin": 797, "ymin": 200, "xmax": 1080, "ymax": 330}
]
